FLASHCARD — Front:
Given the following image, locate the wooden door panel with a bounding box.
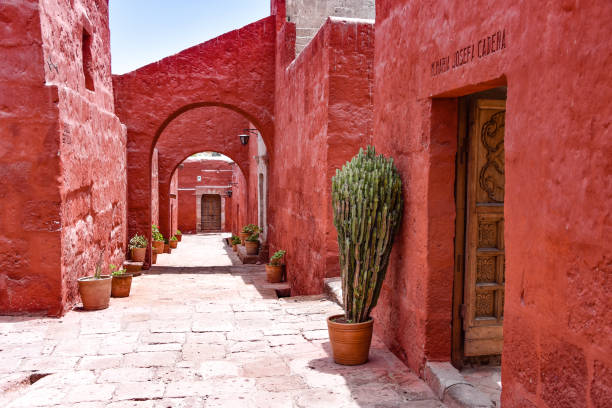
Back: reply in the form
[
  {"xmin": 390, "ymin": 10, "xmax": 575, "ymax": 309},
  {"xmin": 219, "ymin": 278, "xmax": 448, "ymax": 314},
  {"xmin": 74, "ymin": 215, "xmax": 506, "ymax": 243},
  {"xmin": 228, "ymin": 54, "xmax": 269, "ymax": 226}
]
[
  {"xmin": 201, "ymin": 195, "xmax": 221, "ymax": 231},
  {"xmin": 464, "ymin": 99, "xmax": 506, "ymax": 357}
]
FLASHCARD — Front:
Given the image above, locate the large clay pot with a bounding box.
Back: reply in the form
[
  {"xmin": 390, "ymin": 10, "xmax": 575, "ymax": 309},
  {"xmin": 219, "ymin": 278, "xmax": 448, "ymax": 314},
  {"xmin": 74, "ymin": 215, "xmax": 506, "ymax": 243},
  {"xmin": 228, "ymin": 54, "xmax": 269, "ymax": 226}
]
[
  {"xmin": 124, "ymin": 262, "xmax": 142, "ymax": 277},
  {"xmin": 176, "ymin": 234, "xmax": 182, "ymax": 242},
  {"xmin": 266, "ymin": 264, "xmax": 282, "ymax": 283},
  {"xmin": 111, "ymin": 274, "xmax": 133, "ymax": 298},
  {"xmin": 153, "ymin": 240, "xmax": 164, "ymax": 254},
  {"xmin": 131, "ymin": 247, "xmax": 146, "ymax": 262},
  {"xmin": 78, "ymin": 276, "xmax": 112, "ymax": 310},
  {"xmin": 327, "ymin": 314, "xmax": 374, "ymax": 365},
  {"xmin": 151, "ymin": 250, "xmax": 158, "ymax": 265},
  {"xmin": 169, "ymin": 240, "xmax": 178, "ymax": 249},
  {"xmin": 232, "ymin": 244, "xmax": 237, "ymax": 252},
  {"xmin": 239, "ymin": 232, "xmax": 249, "ymax": 245},
  {"xmin": 245, "ymin": 241, "xmax": 259, "ymax": 255},
  {"xmin": 164, "ymin": 244, "xmax": 171, "ymax": 254}
]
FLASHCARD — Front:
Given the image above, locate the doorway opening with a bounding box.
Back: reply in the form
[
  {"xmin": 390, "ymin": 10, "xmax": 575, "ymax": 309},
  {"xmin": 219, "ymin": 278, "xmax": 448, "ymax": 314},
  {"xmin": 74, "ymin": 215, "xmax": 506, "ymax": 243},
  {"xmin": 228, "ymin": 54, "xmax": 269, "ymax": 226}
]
[
  {"xmin": 452, "ymin": 87, "xmax": 507, "ymax": 368},
  {"xmin": 201, "ymin": 194, "xmax": 222, "ymax": 232}
]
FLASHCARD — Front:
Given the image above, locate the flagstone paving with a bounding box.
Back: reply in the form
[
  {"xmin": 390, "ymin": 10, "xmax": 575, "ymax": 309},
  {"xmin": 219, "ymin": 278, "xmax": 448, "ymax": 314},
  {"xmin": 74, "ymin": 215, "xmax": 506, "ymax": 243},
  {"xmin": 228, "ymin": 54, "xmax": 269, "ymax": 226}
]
[{"xmin": 0, "ymin": 234, "xmax": 444, "ymax": 407}]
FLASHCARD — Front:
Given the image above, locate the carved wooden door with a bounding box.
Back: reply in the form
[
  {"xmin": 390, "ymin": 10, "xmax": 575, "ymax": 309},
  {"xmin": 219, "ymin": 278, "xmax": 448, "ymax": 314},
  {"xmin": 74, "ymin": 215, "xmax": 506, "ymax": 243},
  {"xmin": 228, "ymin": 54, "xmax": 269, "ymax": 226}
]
[
  {"xmin": 463, "ymin": 99, "xmax": 506, "ymax": 357},
  {"xmin": 201, "ymin": 194, "xmax": 221, "ymax": 231}
]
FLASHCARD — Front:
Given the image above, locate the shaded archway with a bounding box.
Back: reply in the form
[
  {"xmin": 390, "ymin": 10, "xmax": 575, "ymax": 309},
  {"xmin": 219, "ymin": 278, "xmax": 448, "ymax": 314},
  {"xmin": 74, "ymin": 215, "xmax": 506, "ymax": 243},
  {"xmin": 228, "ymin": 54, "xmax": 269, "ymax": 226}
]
[{"xmin": 113, "ymin": 17, "xmax": 276, "ymax": 263}]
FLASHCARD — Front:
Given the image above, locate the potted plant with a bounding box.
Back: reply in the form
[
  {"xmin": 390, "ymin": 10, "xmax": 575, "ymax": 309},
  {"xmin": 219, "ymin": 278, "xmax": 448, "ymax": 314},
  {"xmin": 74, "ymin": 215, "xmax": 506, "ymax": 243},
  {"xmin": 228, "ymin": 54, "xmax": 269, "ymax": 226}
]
[
  {"xmin": 129, "ymin": 233, "xmax": 148, "ymax": 262},
  {"xmin": 151, "ymin": 246, "xmax": 159, "ymax": 264},
  {"xmin": 110, "ymin": 264, "xmax": 132, "ymax": 298},
  {"xmin": 77, "ymin": 253, "xmax": 112, "ymax": 310},
  {"xmin": 169, "ymin": 235, "xmax": 178, "ymax": 249},
  {"xmin": 163, "ymin": 238, "xmax": 171, "ymax": 254},
  {"xmin": 240, "ymin": 224, "xmax": 259, "ymax": 245},
  {"xmin": 175, "ymin": 229, "xmax": 182, "ymax": 242},
  {"xmin": 327, "ymin": 146, "xmax": 403, "ymax": 365},
  {"xmin": 266, "ymin": 250, "xmax": 286, "ymax": 283},
  {"xmin": 152, "ymin": 224, "xmax": 164, "ymax": 254},
  {"xmin": 231, "ymin": 235, "xmax": 241, "ymax": 251},
  {"xmin": 245, "ymin": 232, "xmax": 260, "ymax": 255}
]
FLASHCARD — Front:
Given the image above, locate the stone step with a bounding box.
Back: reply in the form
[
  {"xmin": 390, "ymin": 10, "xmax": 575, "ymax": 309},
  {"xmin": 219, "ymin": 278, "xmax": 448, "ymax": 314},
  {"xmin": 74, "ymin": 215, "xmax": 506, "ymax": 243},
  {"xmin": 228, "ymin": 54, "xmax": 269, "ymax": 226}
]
[{"xmin": 236, "ymin": 245, "xmax": 259, "ymax": 264}]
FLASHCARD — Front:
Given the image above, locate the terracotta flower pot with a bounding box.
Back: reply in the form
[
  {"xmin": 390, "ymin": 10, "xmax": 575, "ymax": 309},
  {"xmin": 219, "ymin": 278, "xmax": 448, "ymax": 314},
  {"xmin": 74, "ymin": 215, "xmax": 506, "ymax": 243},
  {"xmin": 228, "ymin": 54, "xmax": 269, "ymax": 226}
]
[
  {"xmin": 78, "ymin": 276, "xmax": 112, "ymax": 310},
  {"xmin": 245, "ymin": 241, "xmax": 259, "ymax": 255},
  {"xmin": 266, "ymin": 264, "xmax": 282, "ymax": 283},
  {"xmin": 239, "ymin": 232, "xmax": 249, "ymax": 245},
  {"xmin": 232, "ymin": 244, "xmax": 237, "ymax": 252},
  {"xmin": 153, "ymin": 240, "xmax": 164, "ymax": 254},
  {"xmin": 131, "ymin": 247, "xmax": 146, "ymax": 262},
  {"xmin": 176, "ymin": 234, "xmax": 182, "ymax": 242},
  {"xmin": 169, "ymin": 240, "xmax": 178, "ymax": 249},
  {"xmin": 151, "ymin": 250, "xmax": 158, "ymax": 264},
  {"xmin": 327, "ymin": 314, "xmax": 374, "ymax": 365},
  {"xmin": 164, "ymin": 244, "xmax": 171, "ymax": 254},
  {"xmin": 111, "ymin": 274, "xmax": 133, "ymax": 298}
]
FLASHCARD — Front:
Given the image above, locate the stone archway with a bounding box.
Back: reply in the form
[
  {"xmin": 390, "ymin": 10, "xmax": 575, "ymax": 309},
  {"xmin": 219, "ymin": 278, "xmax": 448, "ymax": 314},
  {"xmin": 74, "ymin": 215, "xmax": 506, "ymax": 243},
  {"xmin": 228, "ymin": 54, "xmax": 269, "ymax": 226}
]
[
  {"xmin": 154, "ymin": 107, "xmax": 251, "ymax": 239},
  {"xmin": 113, "ymin": 17, "xmax": 276, "ymax": 263}
]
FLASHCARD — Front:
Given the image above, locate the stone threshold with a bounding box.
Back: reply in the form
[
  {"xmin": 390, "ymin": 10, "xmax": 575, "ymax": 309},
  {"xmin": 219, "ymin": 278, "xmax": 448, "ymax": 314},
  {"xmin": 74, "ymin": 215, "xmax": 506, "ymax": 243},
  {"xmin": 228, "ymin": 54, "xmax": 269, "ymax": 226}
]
[{"xmin": 323, "ymin": 276, "xmax": 496, "ymax": 408}]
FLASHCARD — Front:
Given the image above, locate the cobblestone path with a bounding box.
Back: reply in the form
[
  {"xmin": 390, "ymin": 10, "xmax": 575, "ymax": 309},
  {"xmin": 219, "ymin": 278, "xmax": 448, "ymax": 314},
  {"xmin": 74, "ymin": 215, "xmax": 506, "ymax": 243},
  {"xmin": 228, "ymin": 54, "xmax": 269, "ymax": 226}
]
[{"xmin": 0, "ymin": 234, "xmax": 444, "ymax": 407}]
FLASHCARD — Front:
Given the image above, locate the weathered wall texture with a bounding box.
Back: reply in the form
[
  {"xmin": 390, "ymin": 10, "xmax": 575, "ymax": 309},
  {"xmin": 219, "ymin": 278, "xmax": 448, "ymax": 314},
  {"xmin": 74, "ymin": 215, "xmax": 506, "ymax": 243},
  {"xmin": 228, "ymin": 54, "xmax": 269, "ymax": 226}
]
[
  {"xmin": 151, "ymin": 148, "xmax": 159, "ymax": 227},
  {"xmin": 374, "ymin": 1, "xmax": 612, "ymax": 407},
  {"xmin": 0, "ymin": 0, "xmax": 126, "ymax": 315},
  {"xmin": 269, "ymin": 18, "xmax": 374, "ymax": 294},
  {"xmin": 287, "ymin": 0, "xmax": 375, "ymax": 54},
  {"xmin": 229, "ymin": 164, "xmax": 249, "ymax": 236},
  {"xmin": 153, "ymin": 107, "xmax": 250, "ymax": 239},
  {"xmin": 177, "ymin": 159, "xmax": 234, "ymax": 233},
  {"xmin": 114, "ymin": 17, "xmax": 276, "ymax": 265}
]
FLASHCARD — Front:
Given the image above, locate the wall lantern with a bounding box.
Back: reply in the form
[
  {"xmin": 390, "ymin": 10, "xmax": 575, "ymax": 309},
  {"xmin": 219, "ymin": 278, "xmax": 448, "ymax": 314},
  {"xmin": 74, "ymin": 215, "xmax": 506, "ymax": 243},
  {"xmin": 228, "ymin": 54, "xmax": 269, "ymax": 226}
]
[
  {"xmin": 226, "ymin": 190, "xmax": 233, "ymax": 197},
  {"xmin": 238, "ymin": 128, "xmax": 259, "ymax": 146}
]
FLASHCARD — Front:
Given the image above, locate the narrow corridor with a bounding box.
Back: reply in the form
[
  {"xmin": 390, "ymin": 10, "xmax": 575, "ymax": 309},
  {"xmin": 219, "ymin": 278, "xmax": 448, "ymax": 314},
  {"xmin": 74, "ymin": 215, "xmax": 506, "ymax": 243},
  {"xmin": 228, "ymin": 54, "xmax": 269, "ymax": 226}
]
[{"xmin": 0, "ymin": 235, "xmax": 444, "ymax": 407}]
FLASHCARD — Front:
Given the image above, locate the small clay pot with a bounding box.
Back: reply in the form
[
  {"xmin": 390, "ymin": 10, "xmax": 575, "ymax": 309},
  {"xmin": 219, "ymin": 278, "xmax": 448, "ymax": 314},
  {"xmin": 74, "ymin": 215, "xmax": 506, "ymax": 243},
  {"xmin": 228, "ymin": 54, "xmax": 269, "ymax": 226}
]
[
  {"xmin": 169, "ymin": 240, "xmax": 178, "ymax": 249},
  {"xmin": 153, "ymin": 240, "xmax": 164, "ymax": 254},
  {"xmin": 124, "ymin": 261, "xmax": 142, "ymax": 276},
  {"xmin": 164, "ymin": 244, "xmax": 171, "ymax": 254},
  {"xmin": 327, "ymin": 314, "xmax": 374, "ymax": 365},
  {"xmin": 239, "ymin": 232, "xmax": 249, "ymax": 245},
  {"xmin": 232, "ymin": 244, "xmax": 237, "ymax": 252},
  {"xmin": 111, "ymin": 274, "xmax": 133, "ymax": 298},
  {"xmin": 131, "ymin": 247, "xmax": 146, "ymax": 262},
  {"xmin": 245, "ymin": 240, "xmax": 259, "ymax": 255},
  {"xmin": 151, "ymin": 250, "xmax": 158, "ymax": 264},
  {"xmin": 176, "ymin": 234, "xmax": 182, "ymax": 242},
  {"xmin": 266, "ymin": 264, "xmax": 282, "ymax": 283},
  {"xmin": 78, "ymin": 276, "xmax": 112, "ymax": 310}
]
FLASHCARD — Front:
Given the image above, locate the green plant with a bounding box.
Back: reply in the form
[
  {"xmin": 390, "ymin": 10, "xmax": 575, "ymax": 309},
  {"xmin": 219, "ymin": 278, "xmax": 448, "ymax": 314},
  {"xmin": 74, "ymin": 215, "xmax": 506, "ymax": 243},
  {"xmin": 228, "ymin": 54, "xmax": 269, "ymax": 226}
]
[
  {"xmin": 231, "ymin": 235, "xmax": 241, "ymax": 245},
  {"xmin": 129, "ymin": 234, "xmax": 148, "ymax": 250},
  {"xmin": 110, "ymin": 263, "xmax": 126, "ymax": 276},
  {"xmin": 269, "ymin": 250, "xmax": 286, "ymax": 266},
  {"xmin": 246, "ymin": 232, "xmax": 259, "ymax": 242},
  {"xmin": 242, "ymin": 224, "xmax": 260, "ymax": 234},
  {"xmin": 332, "ymin": 146, "xmax": 403, "ymax": 323},
  {"xmin": 152, "ymin": 224, "xmax": 164, "ymax": 242},
  {"xmin": 176, "ymin": 229, "xmax": 182, "ymax": 235},
  {"xmin": 170, "ymin": 235, "xmax": 178, "ymax": 241},
  {"xmin": 164, "ymin": 238, "xmax": 169, "ymax": 244},
  {"xmin": 93, "ymin": 252, "xmax": 104, "ymax": 279}
]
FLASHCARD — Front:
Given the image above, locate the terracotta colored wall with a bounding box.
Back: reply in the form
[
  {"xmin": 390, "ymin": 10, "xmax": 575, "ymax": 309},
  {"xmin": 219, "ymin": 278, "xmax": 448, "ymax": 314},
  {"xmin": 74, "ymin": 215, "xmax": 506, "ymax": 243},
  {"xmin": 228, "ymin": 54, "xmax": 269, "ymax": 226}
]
[
  {"xmin": 176, "ymin": 159, "xmax": 234, "ymax": 233},
  {"xmin": 151, "ymin": 148, "xmax": 159, "ymax": 227},
  {"xmin": 0, "ymin": 0, "xmax": 126, "ymax": 315},
  {"xmin": 169, "ymin": 170, "xmax": 178, "ymax": 237},
  {"xmin": 230, "ymin": 164, "xmax": 248, "ymax": 235},
  {"xmin": 374, "ymin": 1, "xmax": 612, "ymax": 407},
  {"xmin": 114, "ymin": 17, "xmax": 276, "ymax": 265},
  {"xmin": 0, "ymin": 0, "xmax": 62, "ymax": 315},
  {"xmin": 268, "ymin": 18, "xmax": 374, "ymax": 294}
]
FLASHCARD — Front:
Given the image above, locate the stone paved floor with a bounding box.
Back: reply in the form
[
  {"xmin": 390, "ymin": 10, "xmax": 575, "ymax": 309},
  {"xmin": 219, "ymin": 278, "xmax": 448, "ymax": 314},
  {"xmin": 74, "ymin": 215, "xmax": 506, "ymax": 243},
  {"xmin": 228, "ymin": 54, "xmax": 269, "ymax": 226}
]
[{"xmin": 0, "ymin": 234, "xmax": 444, "ymax": 407}]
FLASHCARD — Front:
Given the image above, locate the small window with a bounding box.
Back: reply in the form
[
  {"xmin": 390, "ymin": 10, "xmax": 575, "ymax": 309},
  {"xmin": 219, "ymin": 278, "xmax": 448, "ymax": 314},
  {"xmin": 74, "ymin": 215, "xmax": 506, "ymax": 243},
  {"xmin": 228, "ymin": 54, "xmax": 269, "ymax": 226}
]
[
  {"xmin": 197, "ymin": 176, "xmax": 202, "ymax": 182},
  {"xmin": 82, "ymin": 29, "xmax": 94, "ymax": 91}
]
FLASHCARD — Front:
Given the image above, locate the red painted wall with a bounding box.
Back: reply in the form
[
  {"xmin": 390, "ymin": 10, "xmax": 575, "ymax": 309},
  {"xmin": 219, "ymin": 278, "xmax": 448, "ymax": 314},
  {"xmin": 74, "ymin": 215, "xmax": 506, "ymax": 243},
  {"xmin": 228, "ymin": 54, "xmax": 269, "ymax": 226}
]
[
  {"xmin": 268, "ymin": 18, "xmax": 374, "ymax": 295},
  {"xmin": 374, "ymin": 1, "xmax": 612, "ymax": 407},
  {"xmin": 0, "ymin": 0, "xmax": 126, "ymax": 315},
  {"xmin": 151, "ymin": 148, "xmax": 159, "ymax": 227},
  {"xmin": 230, "ymin": 164, "xmax": 248, "ymax": 236}
]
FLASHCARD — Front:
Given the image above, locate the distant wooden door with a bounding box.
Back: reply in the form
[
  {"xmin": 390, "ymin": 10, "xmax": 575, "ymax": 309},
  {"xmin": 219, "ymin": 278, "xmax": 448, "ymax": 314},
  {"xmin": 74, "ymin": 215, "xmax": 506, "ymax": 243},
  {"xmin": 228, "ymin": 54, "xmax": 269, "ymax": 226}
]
[
  {"xmin": 462, "ymin": 99, "xmax": 506, "ymax": 357},
  {"xmin": 201, "ymin": 194, "xmax": 221, "ymax": 231}
]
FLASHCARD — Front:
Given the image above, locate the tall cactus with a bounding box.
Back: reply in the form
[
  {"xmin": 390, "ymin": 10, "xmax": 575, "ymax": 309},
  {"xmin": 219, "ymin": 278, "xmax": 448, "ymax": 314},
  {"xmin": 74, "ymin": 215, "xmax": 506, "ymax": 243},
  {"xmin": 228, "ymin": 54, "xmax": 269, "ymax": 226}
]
[{"xmin": 332, "ymin": 146, "xmax": 403, "ymax": 323}]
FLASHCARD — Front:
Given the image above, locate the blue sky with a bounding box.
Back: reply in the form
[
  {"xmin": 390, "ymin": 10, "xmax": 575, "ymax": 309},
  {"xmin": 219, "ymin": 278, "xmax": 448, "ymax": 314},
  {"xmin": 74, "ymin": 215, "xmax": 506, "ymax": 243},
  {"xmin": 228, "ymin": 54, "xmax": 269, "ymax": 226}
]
[{"xmin": 109, "ymin": 1, "xmax": 271, "ymax": 74}]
